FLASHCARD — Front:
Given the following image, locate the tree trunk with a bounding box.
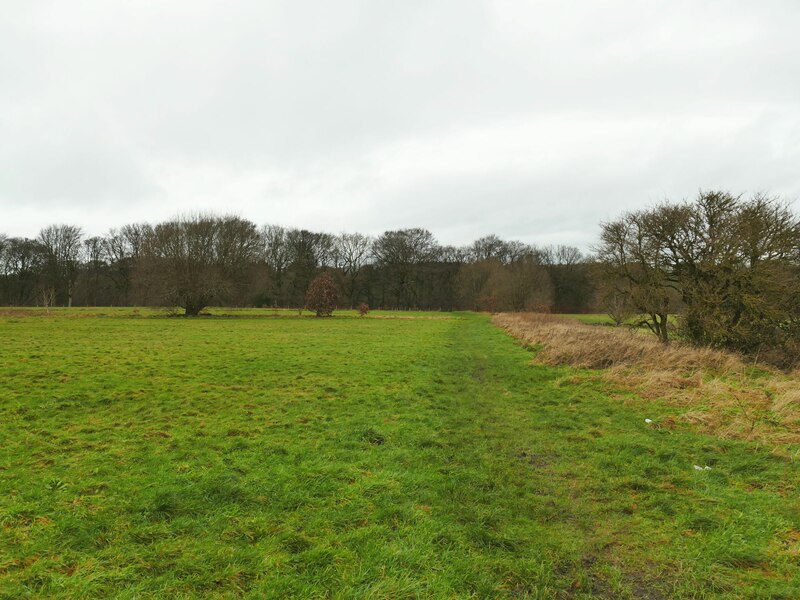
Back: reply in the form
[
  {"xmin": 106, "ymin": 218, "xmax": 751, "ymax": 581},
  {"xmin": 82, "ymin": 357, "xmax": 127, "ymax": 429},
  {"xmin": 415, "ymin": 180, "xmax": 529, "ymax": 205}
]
[
  {"xmin": 184, "ymin": 303, "xmax": 203, "ymax": 317},
  {"xmin": 657, "ymin": 313, "xmax": 669, "ymax": 343}
]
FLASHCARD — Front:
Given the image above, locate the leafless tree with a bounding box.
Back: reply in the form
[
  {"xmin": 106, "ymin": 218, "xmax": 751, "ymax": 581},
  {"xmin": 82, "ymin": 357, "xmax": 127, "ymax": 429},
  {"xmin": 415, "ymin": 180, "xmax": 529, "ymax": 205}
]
[
  {"xmin": 542, "ymin": 244, "xmax": 583, "ymax": 266},
  {"xmin": 37, "ymin": 224, "xmax": 83, "ymax": 307},
  {"xmin": 0, "ymin": 238, "xmax": 42, "ymax": 305},
  {"xmin": 139, "ymin": 215, "xmax": 261, "ymax": 316},
  {"xmin": 104, "ymin": 224, "xmax": 152, "ymax": 304},
  {"xmin": 496, "ymin": 256, "xmax": 554, "ymax": 311},
  {"xmin": 596, "ymin": 277, "xmax": 635, "ymax": 326},
  {"xmin": 259, "ymin": 225, "xmax": 291, "ymax": 306},
  {"xmin": 39, "ymin": 286, "xmax": 56, "ymax": 312},
  {"xmin": 504, "ymin": 240, "xmax": 538, "ymax": 264},
  {"xmin": 82, "ymin": 236, "xmax": 106, "ymax": 306},
  {"xmin": 283, "ymin": 229, "xmax": 334, "ymax": 306},
  {"xmin": 596, "ymin": 212, "xmax": 676, "ymax": 342},
  {"xmin": 372, "ymin": 228, "xmax": 439, "ymax": 309},
  {"xmin": 470, "ymin": 234, "xmax": 507, "ymax": 262},
  {"xmin": 457, "ymin": 260, "xmax": 497, "ymax": 311},
  {"xmin": 333, "ymin": 232, "xmax": 372, "ymax": 307}
]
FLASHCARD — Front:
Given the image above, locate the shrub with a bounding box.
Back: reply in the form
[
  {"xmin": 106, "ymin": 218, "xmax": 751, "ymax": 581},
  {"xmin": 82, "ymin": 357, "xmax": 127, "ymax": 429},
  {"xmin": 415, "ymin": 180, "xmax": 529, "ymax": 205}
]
[
  {"xmin": 596, "ymin": 191, "xmax": 800, "ymax": 359},
  {"xmin": 358, "ymin": 303, "xmax": 369, "ymax": 317},
  {"xmin": 305, "ymin": 272, "xmax": 338, "ymax": 317}
]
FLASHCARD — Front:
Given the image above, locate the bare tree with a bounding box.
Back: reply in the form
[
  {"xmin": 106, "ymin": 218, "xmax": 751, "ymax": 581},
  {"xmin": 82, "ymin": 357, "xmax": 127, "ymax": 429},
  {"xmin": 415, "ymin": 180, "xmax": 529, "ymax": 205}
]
[
  {"xmin": 259, "ymin": 225, "xmax": 291, "ymax": 306},
  {"xmin": 540, "ymin": 245, "xmax": 593, "ymax": 313},
  {"xmin": 83, "ymin": 236, "xmax": 107, "ymax": 306},
  {"xmin": 504, "ymin": 240, "xmax": 536, "ymax": 264},
  {"xmin": 104, "ymin": 224, "xmax": 152, "ymax": 305},
  {"xmin": 596, "ymin": 213, "xmax": 676, "ymax": 342},
  {"xmin": 37, "ymin": 224, "xmax": 83, "ymax": 307},
  {"xmin": 458, "ymin": 255, "xmax": 553, "ymax": 313},
  {"xmin": 496, "ymin": 256, "xmax": 554, "ymax": 312},
  {"xmin": 457, "ymin": 259, "xmax": 497, "ymax": 311},
  {"xmin": 371, "ymin": 228, "xmax": 440, "ymax": 309},
  {"xmin": 596, "ymin": 277, "xmax": 635, "ymax": 326},
  {"xmin": 1, "ymin": 238, "xmax": 42, "ymax": 305},
  {"xmin": 0, "ymin": 234, "xmax": 8, "ymax": 298},
  {"xmin": 278, "ymin": 229, "xmax": 335, "ymax": 306},
  {"xmin": 139, "ymin": 215, "xmax": 261, "ymax": 316},
  {"xmin": 542, "ymin": 244, "xmax": 584, "ymax": 266},
  {"xmin": 333, "ymin": 232, "xmax": 372, "ymax": 307},
  {"xmin": 39, "ymin": 286, "xmax": 56, "ymax": 312},
  {"xmin": 470, "ymin": 235, "xmax": 508, "ymax": 262},
  {"xmin": 0, "ymin": 234, "xmax": 9, "ymax": 304}
]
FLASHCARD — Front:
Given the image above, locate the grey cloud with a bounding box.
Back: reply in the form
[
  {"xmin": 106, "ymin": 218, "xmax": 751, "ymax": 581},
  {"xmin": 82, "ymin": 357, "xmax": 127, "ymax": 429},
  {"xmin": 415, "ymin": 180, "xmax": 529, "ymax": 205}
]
[{"xmin": 2, "ymin": 0, "xmax": 799, "ymax": 246}]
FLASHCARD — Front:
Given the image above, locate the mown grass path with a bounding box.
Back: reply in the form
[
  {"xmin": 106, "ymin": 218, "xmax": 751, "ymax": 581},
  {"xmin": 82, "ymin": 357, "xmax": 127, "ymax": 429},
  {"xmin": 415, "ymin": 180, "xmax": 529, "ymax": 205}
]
[{"xmin": 1, "ymin": 312, "xmax": 799, "ymax": 598}]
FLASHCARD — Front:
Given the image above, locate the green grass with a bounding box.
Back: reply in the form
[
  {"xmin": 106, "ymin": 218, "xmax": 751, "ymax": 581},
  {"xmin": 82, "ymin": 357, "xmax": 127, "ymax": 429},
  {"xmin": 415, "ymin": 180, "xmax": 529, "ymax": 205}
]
[{"xmin": 1, "ymin": 310, "xmax": 799, "ymax": 598}]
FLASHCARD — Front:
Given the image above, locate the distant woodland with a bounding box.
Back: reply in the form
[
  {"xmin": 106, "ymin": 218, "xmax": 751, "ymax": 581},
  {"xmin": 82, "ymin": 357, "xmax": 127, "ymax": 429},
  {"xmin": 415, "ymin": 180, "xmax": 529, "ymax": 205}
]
[
  {"xmin": 0, "ymin": 220, "xmax": 593, "ymax": 315},
  {"xmin": 3, "ymin": 190, "xmax": 799, "ymax": 367}
]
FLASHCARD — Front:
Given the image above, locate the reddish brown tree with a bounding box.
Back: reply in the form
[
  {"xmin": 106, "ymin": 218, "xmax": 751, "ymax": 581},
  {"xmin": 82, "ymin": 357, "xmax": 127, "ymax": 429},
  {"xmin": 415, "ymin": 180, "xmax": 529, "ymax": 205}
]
[{"xmin": 305, "ymin": 272, "xmax": 338, "ymax": 317}]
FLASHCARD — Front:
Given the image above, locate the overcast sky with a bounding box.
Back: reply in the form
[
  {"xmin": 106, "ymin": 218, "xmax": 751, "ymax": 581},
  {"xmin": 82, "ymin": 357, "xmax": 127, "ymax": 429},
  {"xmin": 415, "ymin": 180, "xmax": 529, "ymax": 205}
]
[{"xmin": 2, "ymin": 1, "xmax": 799, "ymax": 249}]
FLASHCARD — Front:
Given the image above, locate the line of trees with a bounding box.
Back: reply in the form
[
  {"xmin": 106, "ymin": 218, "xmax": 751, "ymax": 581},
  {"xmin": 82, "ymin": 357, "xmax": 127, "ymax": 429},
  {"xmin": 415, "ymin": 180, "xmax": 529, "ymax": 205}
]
[
  {"xmin": 4, "ymin": 191, "xmax": 797, "ymax": 366},
  {"xmin": 0, "ymin": 216, "xmax": 595, "ymax": 316}
]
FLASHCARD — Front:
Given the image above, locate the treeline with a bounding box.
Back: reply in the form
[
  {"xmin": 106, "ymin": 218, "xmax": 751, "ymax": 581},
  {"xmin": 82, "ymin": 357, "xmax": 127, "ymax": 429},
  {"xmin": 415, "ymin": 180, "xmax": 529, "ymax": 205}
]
[
  {"xmin": 4, "ymin": 190, "xmax": 798, "ymax": 366},
  {"xmin": 0, "ymin": 220, "xmax": 595, "ymax": 315}
]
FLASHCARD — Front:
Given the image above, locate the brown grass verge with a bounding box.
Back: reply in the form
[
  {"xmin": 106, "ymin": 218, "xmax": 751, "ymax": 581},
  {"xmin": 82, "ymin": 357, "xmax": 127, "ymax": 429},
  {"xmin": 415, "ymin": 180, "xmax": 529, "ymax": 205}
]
[
  {"xmin": 492, "ymin": 312, "xmax": 742, "ymax": 371},
  {"xmin": 0, "ymin": 309, "xmax": 49, "ymax": 317},
  {"xmin": 493, "ymin": 312, "xmax": 800, "ymax": 451},
  {"xmin": 0, "ymin": 309, "xmax": 135, "ymax": 318}
]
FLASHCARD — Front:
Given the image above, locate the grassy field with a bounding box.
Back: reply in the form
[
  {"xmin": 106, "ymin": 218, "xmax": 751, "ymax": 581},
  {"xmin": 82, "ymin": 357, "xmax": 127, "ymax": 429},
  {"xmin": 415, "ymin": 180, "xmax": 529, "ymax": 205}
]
[{"xmin": 1, "ymin": 309, "xmax": 799, "ymax": 598}]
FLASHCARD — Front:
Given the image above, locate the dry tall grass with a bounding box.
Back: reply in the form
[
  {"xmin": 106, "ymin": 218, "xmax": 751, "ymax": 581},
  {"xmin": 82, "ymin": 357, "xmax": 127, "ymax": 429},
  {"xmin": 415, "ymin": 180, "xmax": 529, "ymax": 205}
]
[
  {"xmin": 493, "ymin": 313, "xmax": 800, "ymax": 452},
  {"xmin": 493, "ymin": 313, "xmax": 741, "ymax": 371}
]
